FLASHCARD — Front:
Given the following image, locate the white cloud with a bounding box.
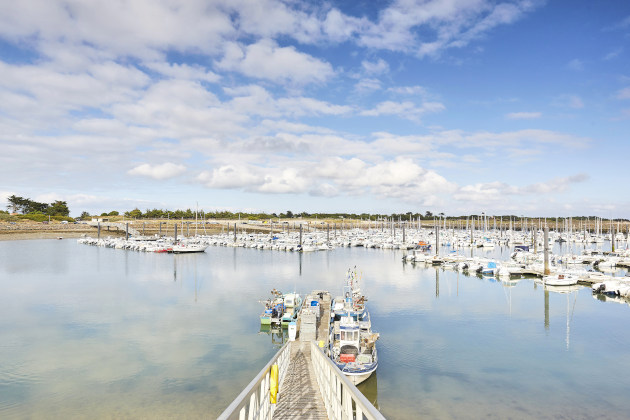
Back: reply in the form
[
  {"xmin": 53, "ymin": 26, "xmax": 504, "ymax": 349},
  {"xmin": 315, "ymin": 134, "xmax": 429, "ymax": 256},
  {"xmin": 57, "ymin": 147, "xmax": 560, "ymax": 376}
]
[
  {"xmin": 553, "ymin": 94, "xmax": 584, "ymax": 109},
  {"xmin": 322, "ymin": 9, "xmax": 365, "ymax": 42},
  {"xmin": 603, "ymin": 47, "xmax": 623, "ymax": 60},
  {"xmin": 0, "ymin": 190, "xmax": 16, "ymax": 211},
  {"xmin": 355, "ymin": 78, "xmax": 382, "ymax": 92},
  {"xmin": 388, "ymin": 85, "xmax": 427, "ymax": 96},
  {"xmin": 197, "ymin": 165, "xmax": 263, "ymax": 189},
  {"xmin": 0, "ymin": 60, "xmax": 149, "ymax": 121},
  {"xmin": 0, "ymin": 1, "xmax": 235, "ymax": 60},
  {"xmin": 523, "ymin": 174, "xmax": 589, "ymax": 194},
  {"xmin": 310, "ymin": 183, "xmax": 339, "ymax": 197},
  {"xmin": 616, "ymin": 87, "xmax": 630, "ymax": 100},
  {"xmin": 506, "ymin": 111, "xmax": 542, "ymax": 120},
  {"xmin": 259, "ymin": 168, "xmax": 310, "ymax": 194},
  {"xmin": 128, "ymin": 163, "xmax": 186, "ymax": 180},
  {"xmin": 449, "ymin": 129, "xmax": 590, "ymax": 149},
  {"xmin": 144, "ymin": 61, "xmax": 220, "ymax": 83},
  {"xmin": 362, "ymin": 58, "xmax": 390, "ymax": 74},
  {"xmin": 454, "ymin": 174, "xmax": 589, "ymax": 203},
  {"xmin": 217, "ymin": 39, "xmax": 334, "ymax": 85},
  {"xmin": 358, "ymin": 0, "xmax": 539, "ymax": 57},
  {"xmin": 361, "ymin": 100, "xmax": 445, "ymax": 121},
  {"xmin": 567, "ymin": 58, "xmax": 584, "ymax": 71}
]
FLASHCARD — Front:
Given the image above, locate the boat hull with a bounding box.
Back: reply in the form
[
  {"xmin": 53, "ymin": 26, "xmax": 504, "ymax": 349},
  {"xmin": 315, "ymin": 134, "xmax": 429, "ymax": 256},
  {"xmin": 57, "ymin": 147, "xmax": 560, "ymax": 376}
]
[{"xmin": 334, "ymin": 361, "xmax": 377, "ymax": 385}]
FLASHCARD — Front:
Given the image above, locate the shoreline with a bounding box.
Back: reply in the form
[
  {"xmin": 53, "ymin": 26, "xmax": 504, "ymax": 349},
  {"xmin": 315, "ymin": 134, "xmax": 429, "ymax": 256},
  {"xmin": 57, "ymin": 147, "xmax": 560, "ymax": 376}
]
[{"xmin": 0, "ymin": 221, "xmax": 116, "ymax": 241}]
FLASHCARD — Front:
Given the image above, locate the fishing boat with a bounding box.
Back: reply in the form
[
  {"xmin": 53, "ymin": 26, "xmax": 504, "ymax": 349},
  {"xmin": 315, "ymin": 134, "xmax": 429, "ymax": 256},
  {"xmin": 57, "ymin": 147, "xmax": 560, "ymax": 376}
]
[
  {"xmin": 329, "ymin": 268, "xmax": 379, "ymax": 385},
  {"xmin": 260, "ymin": 289, "xmax": 285, "ymax": 325},
  {"xmin": 281, "ymin": 293, "xmax": 302, "ymax": 326}
]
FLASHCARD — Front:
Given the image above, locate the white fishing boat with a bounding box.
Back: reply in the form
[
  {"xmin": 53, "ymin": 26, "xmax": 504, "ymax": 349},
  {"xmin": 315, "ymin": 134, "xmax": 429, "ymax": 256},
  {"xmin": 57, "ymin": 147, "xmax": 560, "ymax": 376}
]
[
  {"xmin": 281, "ymin": 293, "xmax": 302, "ymax": 326},
  {"xmin": 329, "ymin": 268, "xmax": 379, "ymax": 385}
]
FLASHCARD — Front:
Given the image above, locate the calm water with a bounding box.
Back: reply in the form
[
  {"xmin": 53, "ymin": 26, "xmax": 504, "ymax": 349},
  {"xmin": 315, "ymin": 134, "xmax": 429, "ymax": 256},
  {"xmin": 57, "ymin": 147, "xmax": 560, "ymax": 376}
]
[{"xmin": 1, "ymin": 239, "xmax": 630, "ymax": 419}]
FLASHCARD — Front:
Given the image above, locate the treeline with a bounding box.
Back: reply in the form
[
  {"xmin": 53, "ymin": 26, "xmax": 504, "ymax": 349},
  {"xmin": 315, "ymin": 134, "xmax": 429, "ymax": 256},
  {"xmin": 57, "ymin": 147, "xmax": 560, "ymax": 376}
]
[
  {"xmin": 6, "ymin": 195, "xmax": 70, "ymax": 216},
  {"xmin": 86, "ymin": 208, "xmax": 630, "ymax": 223},
  {"xmin": 97, "ymin": 209, "xmax": 441, "ymax": 220}
]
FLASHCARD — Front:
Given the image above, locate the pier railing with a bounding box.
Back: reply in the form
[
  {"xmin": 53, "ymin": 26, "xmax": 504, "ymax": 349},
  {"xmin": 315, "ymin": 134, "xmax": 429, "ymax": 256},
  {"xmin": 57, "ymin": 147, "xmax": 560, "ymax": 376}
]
[
  {"xmin": 310, "ymin": 341, "xmax": 386, "ymax": 420},
  {"xmin": 217, "ymin": 342, "xmax": 291, "ymax": 420}
]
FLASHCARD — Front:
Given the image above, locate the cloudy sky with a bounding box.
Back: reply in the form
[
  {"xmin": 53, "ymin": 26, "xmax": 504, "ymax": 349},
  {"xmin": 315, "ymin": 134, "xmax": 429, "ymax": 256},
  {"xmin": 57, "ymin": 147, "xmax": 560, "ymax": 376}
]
[{"xmin": 1, "ymin": 0, "xmax": 629, "ymax": 217}]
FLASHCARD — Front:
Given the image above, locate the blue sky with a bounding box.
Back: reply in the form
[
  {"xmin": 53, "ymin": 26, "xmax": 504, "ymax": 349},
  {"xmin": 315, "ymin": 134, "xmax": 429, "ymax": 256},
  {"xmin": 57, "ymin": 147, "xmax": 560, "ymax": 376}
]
[{"xmin": 1, "ymin": 0, "xmax": 629, "ymax": 217}]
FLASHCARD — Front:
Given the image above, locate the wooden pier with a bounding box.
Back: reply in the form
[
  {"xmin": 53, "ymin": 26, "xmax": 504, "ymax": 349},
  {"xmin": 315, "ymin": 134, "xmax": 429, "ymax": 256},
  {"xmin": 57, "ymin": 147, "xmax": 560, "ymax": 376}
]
[
  {"xmin": 274, "ymin": 291, "xmax": 331, "ymax": 419},
  {"xmin": 218, "ymin": 290, "xmax": 385, "ymax": 420}
]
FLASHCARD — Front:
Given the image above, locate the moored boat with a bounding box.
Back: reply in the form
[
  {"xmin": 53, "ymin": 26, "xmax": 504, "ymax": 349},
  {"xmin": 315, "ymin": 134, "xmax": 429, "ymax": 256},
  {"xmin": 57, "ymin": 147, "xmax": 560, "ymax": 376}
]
[
  {"xmin": 260, "ymin": 289, "xmax": 285, "ymax": 325},
  {"xmin": 169, "ymin": 243, "xmax": 208, "ymax": 253},
  {"xmin": 281, "ymin": 292, "xmax": 302, "ymax": 326},
  {"xmin": 543, "ymin": 272, "xmax": 578, "ymax": 286},
  {"xmin": 329, "ymin": 268, "xmax": 379, "ymax": 385}
]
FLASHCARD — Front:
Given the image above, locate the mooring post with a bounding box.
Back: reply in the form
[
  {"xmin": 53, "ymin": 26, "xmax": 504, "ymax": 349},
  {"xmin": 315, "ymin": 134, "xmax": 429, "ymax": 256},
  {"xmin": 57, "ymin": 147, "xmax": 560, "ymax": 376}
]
[
  {"xmin": 174, "ymin": 224, "xmax": 178, "ymax": 242},
  {"xmin": 543, "ymin": 225, "xmax": 550, "ymax": 275},
  {"xmin": 125, "ymin": 223, "xmax": 129, "ymax": 240},
  {"xmin": 402, "ymin": 223, "xmax": 406, "ymax": 244},
  {"xmin": 299, "ymin": 224, "xmax": 303, "ymax": 246},
  {"xmin": 97, "ymin": 222, "xmax": 101, "ymax": 240},
  {"xmin": 159, "ymin": 222, "xmax": 162, "ymax": 237},
  {"xmin": 142, "ymin": 222, "xmax": 145, "ymax": 236},
  {"xmin": 435, "ymin": 222, "xmax": 439, "ymax": 256}
]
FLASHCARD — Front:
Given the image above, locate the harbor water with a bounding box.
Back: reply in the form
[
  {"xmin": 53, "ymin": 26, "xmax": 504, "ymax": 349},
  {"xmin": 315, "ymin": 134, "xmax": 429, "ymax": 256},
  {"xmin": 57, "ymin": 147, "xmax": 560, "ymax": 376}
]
[{"xmin": 1, "ymin": 239, "xmax": 630, "ymax": 419}]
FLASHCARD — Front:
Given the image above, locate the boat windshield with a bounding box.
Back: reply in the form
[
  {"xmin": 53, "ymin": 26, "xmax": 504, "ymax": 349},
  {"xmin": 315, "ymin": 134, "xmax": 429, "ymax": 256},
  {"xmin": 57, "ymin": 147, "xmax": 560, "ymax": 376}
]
[{"xmin": 340, "ymin": 330, "xmax": 359, "ymax": 341}]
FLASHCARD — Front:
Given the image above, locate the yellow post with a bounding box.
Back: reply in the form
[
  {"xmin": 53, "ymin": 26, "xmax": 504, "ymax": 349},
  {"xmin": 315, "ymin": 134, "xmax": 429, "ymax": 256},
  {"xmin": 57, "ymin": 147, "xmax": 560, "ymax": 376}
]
[{"xmin": 270, "ymin": 364, "xmax": 279, "ymax": 404}]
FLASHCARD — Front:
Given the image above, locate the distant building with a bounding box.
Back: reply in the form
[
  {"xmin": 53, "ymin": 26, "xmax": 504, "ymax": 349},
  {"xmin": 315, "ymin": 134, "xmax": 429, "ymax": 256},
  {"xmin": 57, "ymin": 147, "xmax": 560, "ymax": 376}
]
[{"xmin": 91, "ymin": 217, "xmax": 109, "ymax": 222}]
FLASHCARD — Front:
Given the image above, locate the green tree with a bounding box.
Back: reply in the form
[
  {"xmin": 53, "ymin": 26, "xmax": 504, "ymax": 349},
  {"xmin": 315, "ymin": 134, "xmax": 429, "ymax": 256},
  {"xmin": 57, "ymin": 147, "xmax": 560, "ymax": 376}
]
[
  {"xmin": 6, "ymin": 195, "xmax": 23, "ymax": 213},
  {"xmin": 46, "ymin": 200, "xmax": 70, "ymax": 216},
  {"xmin": 108, "ymin": 211, "xmax": 119, "ymax": 216},
  {"xmin": 80, "ymin": 211, "xmax": 90, "ymax": 219},
  {"xmin": 126, "ymin": 208, "xmax": 143, "ymax": 219},
  {"xmin": 7, "ymin": 195, "xmax": 49, "ymax": 214}
]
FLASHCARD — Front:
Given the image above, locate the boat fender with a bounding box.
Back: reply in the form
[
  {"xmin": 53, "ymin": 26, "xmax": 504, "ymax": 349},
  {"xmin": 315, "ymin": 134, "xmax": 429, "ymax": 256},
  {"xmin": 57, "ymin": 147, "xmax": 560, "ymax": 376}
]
[{"xmin": 270, "ymin": 364, "xmax": 278, "ymax": 404}]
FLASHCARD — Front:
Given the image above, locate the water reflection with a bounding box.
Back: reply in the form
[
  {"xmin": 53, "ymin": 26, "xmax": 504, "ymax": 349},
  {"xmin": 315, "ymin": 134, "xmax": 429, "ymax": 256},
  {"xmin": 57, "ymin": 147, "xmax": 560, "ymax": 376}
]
[
  {"xmin": 356, "ymin": 372, "xmax": 378, "ymax": 409},
  {"xmin": 544, "ymin": 285, "xmax": 579, "ymax": 350},
  {"xmin": 258, "ymin": 325, "xmax": 288, "ymax": 348},
  {"xmin": 1, "ymin": 241, "xmax": 630, "ymax": 419}
]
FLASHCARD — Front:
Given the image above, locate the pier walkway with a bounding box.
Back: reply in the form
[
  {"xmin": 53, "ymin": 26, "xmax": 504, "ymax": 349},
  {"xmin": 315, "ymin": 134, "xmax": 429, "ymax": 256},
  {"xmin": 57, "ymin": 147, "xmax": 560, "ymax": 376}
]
[
  {"xmin": 273, "ymin": 342, "xmax": 327, "ymax": 419},
  {"xmin": 218, "ymin": 291, "xmax": 385, "ymax": 420}
]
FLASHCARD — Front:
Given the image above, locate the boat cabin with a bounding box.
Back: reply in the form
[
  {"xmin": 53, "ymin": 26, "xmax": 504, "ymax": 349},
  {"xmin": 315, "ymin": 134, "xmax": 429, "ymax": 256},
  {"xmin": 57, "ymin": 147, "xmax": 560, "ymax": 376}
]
[
  {"xmin": 283, "ymin": 293, "xmax": 298, "ymax": 308},
  {"xmin": 338, "ymin": 317, "xmax": 360, "ymax": 362}
]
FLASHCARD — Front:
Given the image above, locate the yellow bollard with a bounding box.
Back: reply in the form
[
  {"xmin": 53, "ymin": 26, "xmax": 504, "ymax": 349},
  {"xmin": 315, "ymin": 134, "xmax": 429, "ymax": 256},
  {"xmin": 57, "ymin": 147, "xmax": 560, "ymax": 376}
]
[
  {"xmin": 318, "ymin": 340, "xmax": 325, "ymax": 348},
  {"xmin": 270, "ymin": 364, "xmax": 278, "ymax": 404}
]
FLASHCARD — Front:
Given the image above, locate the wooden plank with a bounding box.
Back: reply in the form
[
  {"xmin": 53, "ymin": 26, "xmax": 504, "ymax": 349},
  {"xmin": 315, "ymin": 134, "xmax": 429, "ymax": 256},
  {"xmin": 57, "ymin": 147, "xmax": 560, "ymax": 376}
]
[{"xmin": 274, "ymin": 342, "xmax": 328, "ymax": 419}]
